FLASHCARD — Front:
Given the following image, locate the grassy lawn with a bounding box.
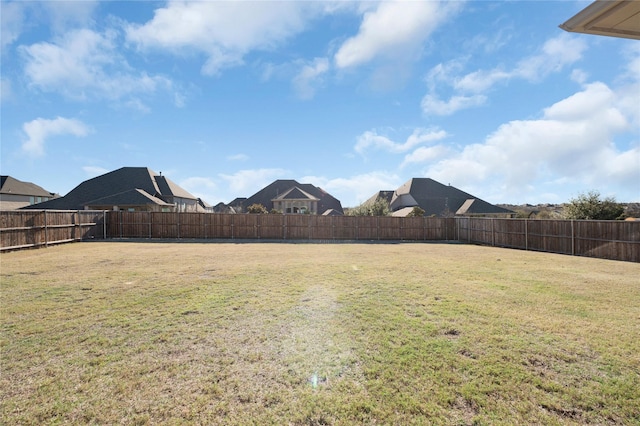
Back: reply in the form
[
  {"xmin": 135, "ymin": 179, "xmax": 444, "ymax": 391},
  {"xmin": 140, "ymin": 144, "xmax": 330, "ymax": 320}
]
[{"xmin": 1, "ymin": 242, "xmax": 639, "ymax": 425}]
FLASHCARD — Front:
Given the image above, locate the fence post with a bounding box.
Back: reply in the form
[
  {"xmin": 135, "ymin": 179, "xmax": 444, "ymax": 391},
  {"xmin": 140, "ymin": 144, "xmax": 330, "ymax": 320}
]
[
  {"xmin": 491, "ymin": 218, "xmax": 495, "ymax": 247},
  {"xmin": 148, "ymin": 211, "xmax": 152, "ymax": 238},
  {"xmin": 203, "ymin": 213, "xmax": 207, "ymax": 239},
  {"xmin": 103, "ymin": 211, "xmax": 107, "ymax": 239},
  {"xmin": 332, "ymin": 215, "xmax": 335, "ymax": 241},
  {"xmin": 44, "ymin": 210, "xmax": 48, "ymax": 247},
  {"xmin": 524, "ymin": 219, "xmax": 528, "ymax": 251},
  {"xmin": 571, "ymin": 220, "xmax": 575, "ymax": 256},
  {"xmin": 119, "ymin": 210, "xmax": 123, "ymax": 238}
]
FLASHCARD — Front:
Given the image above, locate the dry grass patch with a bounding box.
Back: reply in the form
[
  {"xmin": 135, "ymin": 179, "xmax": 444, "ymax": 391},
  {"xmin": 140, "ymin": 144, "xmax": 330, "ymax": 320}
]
[{"xmin": 1, "ymin": 242, "xmax": 639, "ymax": 425}]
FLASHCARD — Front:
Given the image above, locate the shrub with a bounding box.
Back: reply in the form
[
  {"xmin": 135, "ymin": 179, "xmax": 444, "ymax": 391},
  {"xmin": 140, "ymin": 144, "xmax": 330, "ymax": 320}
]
[
  {"xmin": 347, "ymin": 199, "xmax": 390, "ymax": 216},
  {"xmin": 563, "ymin": 191, "xmax": 624, "ymax": 220},
  {"xmin": 247, "ymin": 203, "xmax": 268, "ymax": 214}
]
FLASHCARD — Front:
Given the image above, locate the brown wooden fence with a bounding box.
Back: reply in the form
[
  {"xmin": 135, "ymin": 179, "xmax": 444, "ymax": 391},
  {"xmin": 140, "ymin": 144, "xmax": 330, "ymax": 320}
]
[
  {"xmin": 1, "ymin": 211, "xmax": 638, "ymax": 262},
  {"xmin": 457, "ymin": 217, "xmax": 640, "ymax": 262},
  {"xmin": 105, "ymin": 211, "xmax": 456, "ymax": 242},
  {"xmin": 0, "ymin": 210, "xmax": 105, "ymax": 251}
]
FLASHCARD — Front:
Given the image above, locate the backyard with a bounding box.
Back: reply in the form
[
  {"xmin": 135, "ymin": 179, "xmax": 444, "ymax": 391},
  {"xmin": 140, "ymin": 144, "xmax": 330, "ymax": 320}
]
[{"xmin": 1, "ymin": 242, "xmax": 639, "ymax": 425}]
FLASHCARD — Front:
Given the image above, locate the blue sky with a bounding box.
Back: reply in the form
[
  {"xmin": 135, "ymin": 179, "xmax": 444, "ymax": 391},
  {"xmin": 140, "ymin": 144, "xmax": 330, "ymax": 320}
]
[{"xmin": 2, "ymin": 0, "xmax": 639, "ymax": 207}]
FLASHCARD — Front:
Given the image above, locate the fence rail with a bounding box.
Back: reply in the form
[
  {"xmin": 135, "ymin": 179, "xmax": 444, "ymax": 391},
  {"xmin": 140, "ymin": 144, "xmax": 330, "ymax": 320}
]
[{"xmin": 1, "ymin": 211, "xmax": 638, "ymax": 262}]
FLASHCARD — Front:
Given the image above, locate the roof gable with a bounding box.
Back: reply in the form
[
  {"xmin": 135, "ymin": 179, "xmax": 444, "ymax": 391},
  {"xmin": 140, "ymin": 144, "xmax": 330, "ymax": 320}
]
[
  {"xmin": 272, "ymin": 186, "xmax": 319, "ymax": 201},
  {"xmin": 154, "ymin": 175, "xmax": 196, "ymax": 200}
]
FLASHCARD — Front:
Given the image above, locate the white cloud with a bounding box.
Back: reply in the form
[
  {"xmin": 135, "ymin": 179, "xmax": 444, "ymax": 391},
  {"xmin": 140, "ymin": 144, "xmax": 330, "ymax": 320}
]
[
  {"xmin": 421, "ymin": 94, "xmax": 486, "ymax": 116},
  {"xmin": 227, "ymin": 153, "xmax": 249, "ymax": 162},
  {"xmin": 570, "ymin": 69, "xmax": 588, "ymax": 84},
  {"xmin": 423, "ymin": 81, "xmax": 638, "ymax": 202},
  {"xmin": 1, "ymin": 78, "xmax": 12, "ymax": 102},
  {"xmin": 302, "ymin": 171, "xmax": 402, "ymax": 207},
  {"xmin": 334, "ymin": 0, "xmax": 457, "ymax": 69},
  {"xmin": 514, "ymin": 33, "xmax": 587, "ymax": 81},
  {"xmin": 219, "ymin": 168, "xmax": 288, "ymax": 196},
  {"xmin": 355, "ymin": 128, "xmax": 448, "ymax": 155},
  {"xmin": 292, "ymin": 57, "xmax": 329, "ymax": 100},
  {"xmin": 1, "ymin": 1, "xmax": 25, "ymax": 49},
  {"xmin": 180, "ymin": 176, "xmax": 218, "ymax": 203},
  {"xmin": 422, "ymin": 34, "xmax": 588, "ymax": 116},
  {"xmin": 41, "ymin": 1, "xmax": 98, "ymax": 34},
  {"xmin": 19, "ymin": 28, "xmax": 175, "ymax": 106},
  {"xmin": 126, "ymin": 1, "xmax": 315, "ymax": 76},
  {"xmin": 83, "ymin": 166, "xmax": 109, "ymax": 177},
  {"xmin": 453, "ymin": 69, "xmax": 510, "ymax": 94},
  {"xmin": 22, "ymin": 117, "xmax": 91, "ymax": 157},
  {"xmin": 401, "ymin": 145, "xmax": 449, "ymax": 168}
]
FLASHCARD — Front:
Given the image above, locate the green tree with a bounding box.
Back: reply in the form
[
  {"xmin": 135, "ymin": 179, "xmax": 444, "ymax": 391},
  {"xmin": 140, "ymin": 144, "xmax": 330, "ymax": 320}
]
[
  {"xmin": 347, "ymin": 199, "xmax": 390, "ymax": 216},
  {"xmin": 563, "ymin": 191, "xmax": 624, "ymax": 220},
  {"xmin": 246, "ymin": 203, "xmax": 268, "ymax": 214},
  {"xmin": 406, "ymin": 206, "xmax": 425, "ymax": 217}
]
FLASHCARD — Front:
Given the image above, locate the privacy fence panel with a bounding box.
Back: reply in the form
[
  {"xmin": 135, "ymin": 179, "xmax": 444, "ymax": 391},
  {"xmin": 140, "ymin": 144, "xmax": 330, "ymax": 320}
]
[
  {"xmin": 209, "ymin": 213, "xmax": 233, "ymax": 239},
  {"xmin": 527, "ymin": 220, "xmax": 574, "ymax": 254},
  {"xmin": 285, "ymin": 215, "xmax": 312, "ymax": 239},
  {"xmin": 258, "ymin": 214, "xmax": 285, "ymax": 239},
  {"xmin": 309, "ymin": 216, "xmax": 333, "ymax": 240},
  {"xmin": 574, "ymin": 220, "xmax": 639, "ymax": 261},
  {"xmin": 0, "ymin": 210, "xmax": 105, "ymax": 250}
]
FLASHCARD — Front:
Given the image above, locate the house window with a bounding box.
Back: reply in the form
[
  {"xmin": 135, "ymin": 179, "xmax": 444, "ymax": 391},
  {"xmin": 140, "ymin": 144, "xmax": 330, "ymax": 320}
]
[
  {"xmin": 30, "ymin": 196, "xmax": 35, "ymax": 205},
  {"xmin": 128, "ymin": 208, "xmax": 135, "ymax": 212},
  {"xmin": 36, "ymin": 197, "xmax": 42, "ymax": 203}
]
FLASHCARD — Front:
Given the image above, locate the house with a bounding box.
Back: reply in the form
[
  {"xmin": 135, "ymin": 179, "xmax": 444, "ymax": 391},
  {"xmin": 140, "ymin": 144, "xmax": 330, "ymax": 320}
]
[
  {"xmin": 231, "ymin": 179, "xmax": 344, "ymax": 215},
  {"xmin": 23, "ymin": 167, "xmax": 203, "ymax": 212},
  {"xmin": 0, "ymin": 176, "xmax": 58, "ymax": 210},
  {"xmin": 367, "ymin": 178, "xmax": 515, "ymax": 218}
]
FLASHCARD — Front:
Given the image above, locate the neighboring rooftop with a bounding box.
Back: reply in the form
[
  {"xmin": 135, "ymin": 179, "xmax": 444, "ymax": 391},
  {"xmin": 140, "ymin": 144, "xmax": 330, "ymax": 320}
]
[
  {"xmin": 370, "ymin": 178, "xmax": 514, "ymax": 218},
  {"xmin": 22, "ymin": 167, "xmax": 201, "ymax": 212},
  {"xmin": 0, "ymin": 176, "xmax": 58, "ymax": 210},
  {"xmin": 234, "ymin": 179, "xmax": 344, "ymax": 215}
]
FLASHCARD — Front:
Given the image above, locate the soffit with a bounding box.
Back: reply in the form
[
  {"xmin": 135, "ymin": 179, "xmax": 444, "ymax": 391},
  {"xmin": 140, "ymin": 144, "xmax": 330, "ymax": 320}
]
[{"xmin": 560, "ymin": 0, "xmax": 640, "ymax": 40}]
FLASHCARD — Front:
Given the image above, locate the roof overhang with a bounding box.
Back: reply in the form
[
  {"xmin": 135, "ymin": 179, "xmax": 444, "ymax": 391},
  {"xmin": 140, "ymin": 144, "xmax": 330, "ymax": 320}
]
[{"xmin": 560, "ymin": 0, "xmax": 640, "ymax": 40}]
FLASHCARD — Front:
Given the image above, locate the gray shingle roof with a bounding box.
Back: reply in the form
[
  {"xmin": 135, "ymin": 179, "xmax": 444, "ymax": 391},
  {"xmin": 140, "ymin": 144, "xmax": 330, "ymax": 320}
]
[
  {"xmin": 393, "ymin": 178, "xmax": 512, "ymax": 216},
  {"xmin": 0, "ymin": 176, "xmax": 56, "ymax": 197},
  {"xmin": 369, "ymin": 178, "xmax": 513, "ymax": 217},
  {"xmin": 22, "ymin": 167, "xmax": 196, "ymax": 210},
  {"xmin": 84, "ymin": 189, "xmax": 173, "ymax": 207}
]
